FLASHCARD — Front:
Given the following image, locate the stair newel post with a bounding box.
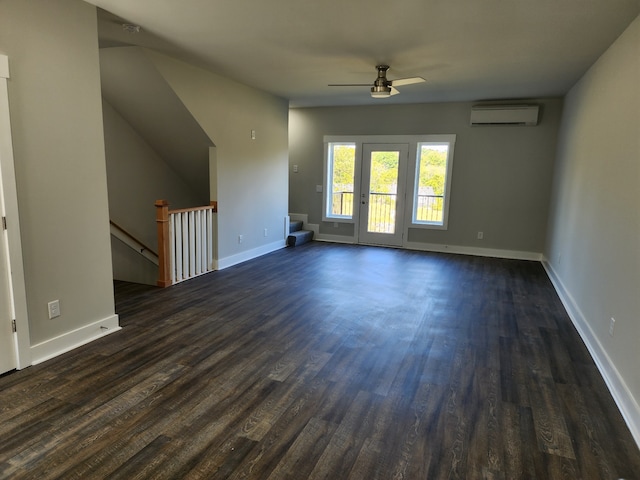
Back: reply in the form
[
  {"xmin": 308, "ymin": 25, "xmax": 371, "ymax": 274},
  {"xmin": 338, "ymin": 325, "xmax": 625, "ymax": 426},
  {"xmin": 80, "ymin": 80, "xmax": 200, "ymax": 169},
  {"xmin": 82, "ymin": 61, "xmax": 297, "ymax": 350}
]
[{"xmin": 155, "ymin": 199, "xmax": 172, "ymax": 287}]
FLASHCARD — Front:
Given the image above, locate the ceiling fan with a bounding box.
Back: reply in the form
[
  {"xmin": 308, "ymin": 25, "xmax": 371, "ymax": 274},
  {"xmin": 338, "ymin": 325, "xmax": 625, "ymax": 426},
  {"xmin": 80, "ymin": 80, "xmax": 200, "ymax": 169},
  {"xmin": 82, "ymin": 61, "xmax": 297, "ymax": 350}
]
[{"xmin": 329, "ymin": 65, "xmax": 426, "ymax": 98}]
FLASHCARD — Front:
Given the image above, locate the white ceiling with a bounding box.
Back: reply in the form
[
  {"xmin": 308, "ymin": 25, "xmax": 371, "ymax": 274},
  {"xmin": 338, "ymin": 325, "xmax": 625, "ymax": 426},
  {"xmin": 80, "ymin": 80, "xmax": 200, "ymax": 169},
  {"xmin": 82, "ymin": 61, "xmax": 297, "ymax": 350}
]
[{"xmin": 90, "ymin": 0, "xmax": 640, "ymax": 108}]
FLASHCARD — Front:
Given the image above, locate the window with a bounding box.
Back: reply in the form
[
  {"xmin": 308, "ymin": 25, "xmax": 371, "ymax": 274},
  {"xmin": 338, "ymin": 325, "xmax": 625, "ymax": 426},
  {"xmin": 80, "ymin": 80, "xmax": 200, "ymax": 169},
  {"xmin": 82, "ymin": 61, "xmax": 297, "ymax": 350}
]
[
  {"xmin": 412, "ymin": 142, "xmax": 454, "ymax": 228},
  {"xmin": 323, "ymin": 135, "xmax": 455, "ymax": 231},
  {"xmin": 325, "ymin": 142, "xmax": 356, "ymax": 219}
]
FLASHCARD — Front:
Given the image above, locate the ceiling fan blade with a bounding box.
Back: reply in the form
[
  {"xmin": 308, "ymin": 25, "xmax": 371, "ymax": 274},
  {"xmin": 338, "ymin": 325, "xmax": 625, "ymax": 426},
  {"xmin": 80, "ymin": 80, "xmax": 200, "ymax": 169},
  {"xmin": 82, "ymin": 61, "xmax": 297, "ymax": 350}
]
[
  {"xmin": 389, "ymin": 86, "xmax": 400, "ymax": 96},
  {"xmin": 328, "ymin": 83, "xmax": 372, "ymax": 87},
  {"xmin": 389, "ymin": 76, "xmax": 426, "ymax": 87}
]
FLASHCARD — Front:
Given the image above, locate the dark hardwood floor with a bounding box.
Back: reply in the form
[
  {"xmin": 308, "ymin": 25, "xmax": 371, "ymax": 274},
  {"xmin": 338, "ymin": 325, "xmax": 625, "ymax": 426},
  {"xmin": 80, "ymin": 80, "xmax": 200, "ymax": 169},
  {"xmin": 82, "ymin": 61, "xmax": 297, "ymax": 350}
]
[{"xmin": 1, "ymin": 242, "xmax": 639, "ymax": 479}]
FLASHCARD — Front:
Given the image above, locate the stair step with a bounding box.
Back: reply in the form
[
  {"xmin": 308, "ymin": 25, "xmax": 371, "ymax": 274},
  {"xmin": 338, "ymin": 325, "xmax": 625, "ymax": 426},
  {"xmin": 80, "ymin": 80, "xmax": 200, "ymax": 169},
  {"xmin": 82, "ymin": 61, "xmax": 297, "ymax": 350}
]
[
  {"xmin": 289, "ymin": 220, "xmax": 304, "ymax": 234},
  {"xmin": 287, "ymin": 229, "xmax": 314, "ymax": 247}
]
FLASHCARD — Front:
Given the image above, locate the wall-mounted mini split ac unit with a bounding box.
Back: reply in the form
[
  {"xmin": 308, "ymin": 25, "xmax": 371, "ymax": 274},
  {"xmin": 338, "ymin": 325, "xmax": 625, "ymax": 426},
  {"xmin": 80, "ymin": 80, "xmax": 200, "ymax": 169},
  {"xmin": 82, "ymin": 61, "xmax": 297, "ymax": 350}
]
[{"xmin": 470, "ymin": 104, "xmax": 539, "ymax": 126}]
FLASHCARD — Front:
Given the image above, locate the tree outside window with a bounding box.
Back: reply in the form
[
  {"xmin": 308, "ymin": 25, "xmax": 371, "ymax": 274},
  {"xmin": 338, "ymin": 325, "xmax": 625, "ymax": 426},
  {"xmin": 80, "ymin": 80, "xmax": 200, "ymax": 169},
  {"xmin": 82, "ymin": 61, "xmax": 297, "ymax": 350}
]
[
  {"xmin": 327, "ymin": 143, "xmax": 355, "ymax": 218},
  {"xmin": 413, "ymin": 144, "xmax": 449, "ymax": 225}
]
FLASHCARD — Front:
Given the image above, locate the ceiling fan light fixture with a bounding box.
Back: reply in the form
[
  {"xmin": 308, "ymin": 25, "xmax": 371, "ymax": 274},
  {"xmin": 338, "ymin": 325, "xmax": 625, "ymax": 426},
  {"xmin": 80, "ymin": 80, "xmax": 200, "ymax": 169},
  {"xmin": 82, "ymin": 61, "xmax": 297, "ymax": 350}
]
[
  {"xmin": 330, "ymin": 65, "xmax": 424, "ymax": 98},
  {"xmin": 371, "ymin": 85, "xmax": 391, "ymax": 98}
]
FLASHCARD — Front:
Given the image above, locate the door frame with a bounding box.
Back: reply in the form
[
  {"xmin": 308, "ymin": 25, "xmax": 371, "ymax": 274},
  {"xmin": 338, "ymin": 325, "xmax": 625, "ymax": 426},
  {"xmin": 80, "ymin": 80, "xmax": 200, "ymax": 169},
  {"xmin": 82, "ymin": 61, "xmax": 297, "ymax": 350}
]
[
  {"xmin": 323, "ymin": 134, "xmax": 457, "ymax": 247},
  {"xmin": 0, "ymin": 54, "xmax": 32, "ymax": 370},
  {"xmin": 358, "ymin": 143, "xmax": 410, "ymax": 247}
]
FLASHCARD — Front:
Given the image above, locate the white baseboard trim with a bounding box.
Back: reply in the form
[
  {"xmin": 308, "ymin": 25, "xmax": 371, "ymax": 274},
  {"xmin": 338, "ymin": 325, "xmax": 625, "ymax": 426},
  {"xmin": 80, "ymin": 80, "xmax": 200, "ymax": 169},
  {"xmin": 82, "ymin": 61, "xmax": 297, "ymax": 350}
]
[
  {"xmin": 314, "ymin": 236, "xmax": 541, "ymax": 260},
  {"xmin": 542, "ymin": 258, "xmax": 640, "ymax": 449},
  {"xmin": 31, "ymin": 314, "xmax": 121, "ymax": 365},
  {"xmin": 315, "ymin": 233, "xmax": 356, "ymax": 244},
  {"xmin": 217, "ymin": 239, "xmax": 286, "ymax": 270},
  {"xmin": 404, "ymin": 241, "xmax": 542, "ymax": 261}
]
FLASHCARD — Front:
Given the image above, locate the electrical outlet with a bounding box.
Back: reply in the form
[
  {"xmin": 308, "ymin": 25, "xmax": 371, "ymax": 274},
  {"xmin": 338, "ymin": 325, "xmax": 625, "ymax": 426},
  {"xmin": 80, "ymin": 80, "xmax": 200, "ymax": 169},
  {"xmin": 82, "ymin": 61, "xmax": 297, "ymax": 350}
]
[
  {"xmin": 609, "ymin": 317, "xmax": 616, "ymax": 337},
  {"xmin": 264, "ymin": 228, "xmax": 268, "ymax": 237},
  {"xmin": 477, "ymin": 231, "xmax": 484, "ymax": 240},
  {"xmin": 238, "ymin": 234, "xmax": 243, "ymax": 244},
  {"xmin": 48, "ymin": 300, "xmax": 61, "ymax": 319}
]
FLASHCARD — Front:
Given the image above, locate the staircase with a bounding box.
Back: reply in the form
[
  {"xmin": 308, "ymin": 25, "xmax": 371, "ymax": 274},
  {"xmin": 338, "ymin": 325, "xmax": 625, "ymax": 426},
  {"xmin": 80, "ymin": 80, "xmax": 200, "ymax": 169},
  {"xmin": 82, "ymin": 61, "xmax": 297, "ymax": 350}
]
[{"xmin": 287, "ymin": 220, "xmax": 314, "ymax": 247}]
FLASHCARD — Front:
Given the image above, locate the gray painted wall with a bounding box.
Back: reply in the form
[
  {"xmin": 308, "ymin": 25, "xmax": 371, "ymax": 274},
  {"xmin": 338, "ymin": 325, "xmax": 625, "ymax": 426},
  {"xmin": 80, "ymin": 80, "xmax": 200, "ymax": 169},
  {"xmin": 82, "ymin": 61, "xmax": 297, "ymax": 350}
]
[
  {"xmin": 0, "ymin": 0, "xmax": 288, "ymax": 361},
  {"xmin": 0, "ymin": 0, "xmax": 117, "ymax": 347},
  {"xmin": 100, "ymin": 47, "xmax": 212, "ymax": 205},
  {"xmin": 289, "ymin": 99, "xmax": 562, "ymax": 255},
  {"xmin": 545, "ymin": 15, "xmax": 640, "ymax": 437},
  {"xmin": 146, "ymin": 51, "xmax": 290, "ymax": 266},
  {"xmin": 102, "ymin": 99, "xmax": 203, "ymax": 285}
]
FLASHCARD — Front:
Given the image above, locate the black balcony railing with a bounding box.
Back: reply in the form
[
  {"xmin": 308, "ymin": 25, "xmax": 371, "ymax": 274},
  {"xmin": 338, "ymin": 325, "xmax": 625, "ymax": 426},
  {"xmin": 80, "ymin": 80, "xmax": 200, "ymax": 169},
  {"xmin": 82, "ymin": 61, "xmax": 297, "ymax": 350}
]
[
  {"xmin": 415, "ymin": 194, "xmax": 444, "ymax": 223},
  {"xmin": 367, "ymin": 193, "xmax": 444, "ymax": 231},
  {"xmin": 331, "ymin": 191, "xmax": 444, "ymax": 228},
  {"xmin": 367, "ymin": 192, "xmax": 396, "ymax": 233},
  {"xmin": 331, "ymin": 191, "xmax": 354, "ymax": 216}
]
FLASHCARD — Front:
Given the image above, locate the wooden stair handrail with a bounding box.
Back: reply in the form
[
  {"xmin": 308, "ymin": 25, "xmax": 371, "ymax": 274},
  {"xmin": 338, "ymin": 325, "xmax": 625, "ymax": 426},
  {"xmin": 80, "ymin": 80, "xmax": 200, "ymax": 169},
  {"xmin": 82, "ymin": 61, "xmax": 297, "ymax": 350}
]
[{"xmin": 109, "ymin": 220, "xmax": 158, "ymax": 257}]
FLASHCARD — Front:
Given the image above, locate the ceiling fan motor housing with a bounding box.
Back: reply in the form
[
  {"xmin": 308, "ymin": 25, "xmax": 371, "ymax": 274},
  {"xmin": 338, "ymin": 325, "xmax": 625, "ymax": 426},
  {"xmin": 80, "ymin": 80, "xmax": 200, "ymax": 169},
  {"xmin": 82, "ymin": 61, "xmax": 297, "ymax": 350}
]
[{"xmin": 372, "ymin": 65, "xmax": 391, "ymax": 95}]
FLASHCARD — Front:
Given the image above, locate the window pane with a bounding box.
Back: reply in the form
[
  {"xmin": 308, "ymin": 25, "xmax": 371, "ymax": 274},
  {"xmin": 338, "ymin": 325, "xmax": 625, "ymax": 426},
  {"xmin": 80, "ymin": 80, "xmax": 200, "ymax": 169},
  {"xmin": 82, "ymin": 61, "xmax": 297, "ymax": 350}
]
[
  {"xmin": 413, "ymin": 144, "xmax": 449, "ymax": 225},
  {"xmin": 328, "ymin": 143, "xmax": 355, "ymax": 218},
  {"xmin": 367, "ymin": 150, "xmax": 399, "ymax": 234}
]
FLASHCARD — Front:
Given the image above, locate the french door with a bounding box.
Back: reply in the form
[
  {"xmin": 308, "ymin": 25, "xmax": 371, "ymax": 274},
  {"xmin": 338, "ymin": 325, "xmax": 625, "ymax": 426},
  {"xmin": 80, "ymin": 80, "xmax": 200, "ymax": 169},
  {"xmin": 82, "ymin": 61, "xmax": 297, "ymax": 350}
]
[{"xmin": 358, "ymin": 143, "xmax": 409, "ymax": 247}]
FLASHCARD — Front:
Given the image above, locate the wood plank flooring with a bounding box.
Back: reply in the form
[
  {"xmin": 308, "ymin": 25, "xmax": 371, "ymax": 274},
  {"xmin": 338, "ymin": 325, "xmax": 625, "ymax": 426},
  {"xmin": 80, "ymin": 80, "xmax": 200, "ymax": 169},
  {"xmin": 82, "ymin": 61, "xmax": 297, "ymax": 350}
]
[{"xmin": 1, "ymin": 242, "xmax": 639, "ymax": 479}]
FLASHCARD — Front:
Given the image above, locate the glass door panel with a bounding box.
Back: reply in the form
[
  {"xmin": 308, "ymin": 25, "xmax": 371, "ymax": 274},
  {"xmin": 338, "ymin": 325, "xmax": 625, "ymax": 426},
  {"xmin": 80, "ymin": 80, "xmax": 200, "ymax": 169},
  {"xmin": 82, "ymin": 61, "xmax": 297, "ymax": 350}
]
[
  {"xmin": 358, "ymin": 143, "xmax": 408, "ymax": 247},
  {"xmin": 367, "ymin": 151, "xmax": 399, "ymax": 234}
]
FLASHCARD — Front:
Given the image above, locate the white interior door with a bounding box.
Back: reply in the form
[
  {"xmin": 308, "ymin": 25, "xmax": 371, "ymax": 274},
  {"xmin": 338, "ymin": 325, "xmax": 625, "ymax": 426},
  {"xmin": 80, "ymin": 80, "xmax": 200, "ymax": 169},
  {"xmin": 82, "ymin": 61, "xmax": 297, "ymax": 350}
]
[{"xmin": 358, "ymin": 143, "xmax": 409, "ymax": 247}]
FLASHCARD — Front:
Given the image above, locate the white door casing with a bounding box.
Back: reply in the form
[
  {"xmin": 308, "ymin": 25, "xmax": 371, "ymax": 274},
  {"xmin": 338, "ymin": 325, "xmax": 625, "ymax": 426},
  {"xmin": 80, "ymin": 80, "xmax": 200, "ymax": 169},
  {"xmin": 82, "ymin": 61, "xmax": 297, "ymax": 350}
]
[
  {"xmin": 0, "ymin": 54, "xmax": 31, "ymax": 371},
  {"xmin": 0, "ymin": 212, "xmax": 16, "ymax": 374}
]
